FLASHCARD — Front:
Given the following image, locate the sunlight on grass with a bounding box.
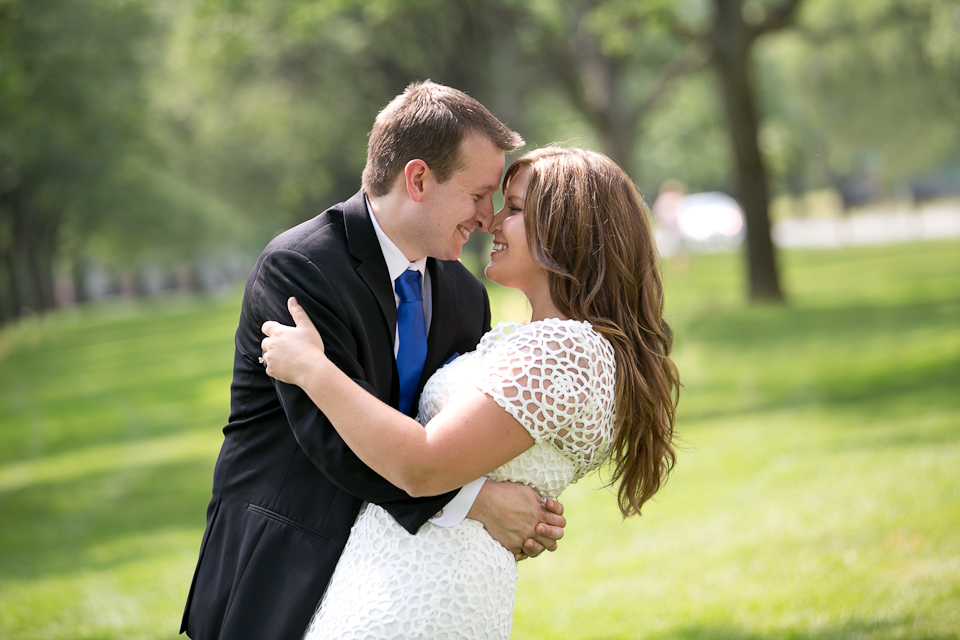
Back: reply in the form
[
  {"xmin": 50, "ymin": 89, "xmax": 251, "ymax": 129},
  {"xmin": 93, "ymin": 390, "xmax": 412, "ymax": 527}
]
[
  {"xmin": 510, "ymin": 241, "xmax": 960, "ymax": 640},
  {"xmin": 0, "ymin": 430, "xmax": 221, "ymax": 493},
  {"xmin": 0, "ymin": 293, "xmax": 236, "ymax": 640},
  {"xmin": 1, "ymin": 242, "xmax": 958, "ymax": 639},
  {"xmin": 1, "ymin": 530, "xmax": 200, "ymax": 640}
]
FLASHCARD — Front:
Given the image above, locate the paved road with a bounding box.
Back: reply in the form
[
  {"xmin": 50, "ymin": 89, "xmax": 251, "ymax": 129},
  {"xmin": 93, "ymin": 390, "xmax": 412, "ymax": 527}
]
[
  {"xmin": 656, "ymin": 201, "xmax": 960, "ymax": 256},
  {"xmin": 772, "ymin": 203, "xmax": 960, "ymax": 249}
]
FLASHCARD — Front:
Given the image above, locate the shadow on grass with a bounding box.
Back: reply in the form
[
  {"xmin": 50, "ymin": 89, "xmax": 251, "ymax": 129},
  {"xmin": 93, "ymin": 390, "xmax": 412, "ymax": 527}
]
[
  {"xmin": 681, "ymin": 356, "xmax": 959, "ymax": 430},
  {"xmin": 0, "ymin": 372, "xmax": 230, "ymax": 467},
  {"xmin": 676, "ymin": 297, "xmax": 960, "ymax": 426},
  {"xmin": 0, "ymin": 457, "xmax": 212, "ymax": 582},
  {"xmin": 683, "ymin": 298, "xmax": 959, "ymax": 348},
  {"xmin": 0, "ymin": 296, "xmax": 237, "ymax": 465}
]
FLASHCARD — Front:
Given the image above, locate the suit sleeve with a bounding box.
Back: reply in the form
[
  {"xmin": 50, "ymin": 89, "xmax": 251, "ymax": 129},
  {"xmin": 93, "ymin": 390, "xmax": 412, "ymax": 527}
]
[
  {"xmin": 249, "ymin": 249, "xmax": 455, "ymax": 531},
  {"xmin": 483, "ymin": 285, "xmax": 492, "ymax": 333}
]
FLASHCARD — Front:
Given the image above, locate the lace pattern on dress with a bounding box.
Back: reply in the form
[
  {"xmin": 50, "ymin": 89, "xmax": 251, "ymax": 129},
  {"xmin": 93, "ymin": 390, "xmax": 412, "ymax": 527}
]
[
  {"xmin": 302, "ymin": 318, "xmax": 618, "ymax": 640},
  {"xmin": 475, "ymin": 319, "xmax": 617, "ymax": 479}
]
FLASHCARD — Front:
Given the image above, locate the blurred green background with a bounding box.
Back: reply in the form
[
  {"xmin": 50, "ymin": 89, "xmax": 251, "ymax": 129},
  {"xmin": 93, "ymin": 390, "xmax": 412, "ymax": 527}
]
[{"xmin": 1, "ymin": 0, "xmax": 958, "ymax": 638}]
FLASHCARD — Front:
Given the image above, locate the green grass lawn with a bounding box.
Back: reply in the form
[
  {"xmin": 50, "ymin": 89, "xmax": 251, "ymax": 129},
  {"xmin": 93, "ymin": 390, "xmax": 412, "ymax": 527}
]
[{"xmin": 1, "ymin": 241, "xmax": 958, "ymax": 639}]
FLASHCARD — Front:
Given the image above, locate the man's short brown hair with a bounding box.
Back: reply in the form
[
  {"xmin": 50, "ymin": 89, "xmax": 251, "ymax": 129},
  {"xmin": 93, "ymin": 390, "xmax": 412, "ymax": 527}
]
[{"xmin": 361, "ymin": 81, "xmax": 524, "ymax": 197}]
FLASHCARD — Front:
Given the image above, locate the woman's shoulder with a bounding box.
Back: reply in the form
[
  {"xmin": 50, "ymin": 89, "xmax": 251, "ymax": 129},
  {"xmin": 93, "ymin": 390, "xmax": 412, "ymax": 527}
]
[
  {"xmin": 474, "ymin": 317, "xmax": 618, "ymax": 453},
  {"xmin": 481, "ymin": 318, "xmax": 615, "ymax": 365}
]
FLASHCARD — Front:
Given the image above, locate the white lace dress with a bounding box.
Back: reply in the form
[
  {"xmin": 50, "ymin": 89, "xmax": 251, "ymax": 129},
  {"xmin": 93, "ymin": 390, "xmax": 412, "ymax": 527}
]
[{"xmin": 302, "ymin": 319, "xmax": 617, "ymax": 640}]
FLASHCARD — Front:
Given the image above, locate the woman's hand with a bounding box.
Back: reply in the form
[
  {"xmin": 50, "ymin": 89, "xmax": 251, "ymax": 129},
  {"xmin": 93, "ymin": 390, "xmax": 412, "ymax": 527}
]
[{"xmin": 261, "ymin": 297, "xmax": 327, "ymax": 385}]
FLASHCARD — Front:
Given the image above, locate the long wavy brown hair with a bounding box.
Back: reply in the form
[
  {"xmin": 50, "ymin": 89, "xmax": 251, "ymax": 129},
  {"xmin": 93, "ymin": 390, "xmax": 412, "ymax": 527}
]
[{"xmin": 504, "ymin": 146, "xmax": 680, "ymax": 517}]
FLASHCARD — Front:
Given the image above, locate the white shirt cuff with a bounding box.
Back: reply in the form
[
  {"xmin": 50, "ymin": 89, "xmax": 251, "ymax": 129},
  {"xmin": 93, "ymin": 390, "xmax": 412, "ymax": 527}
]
[{"xmin": 428, "ymin": 477, "xmax": 486, "ymax": 527}]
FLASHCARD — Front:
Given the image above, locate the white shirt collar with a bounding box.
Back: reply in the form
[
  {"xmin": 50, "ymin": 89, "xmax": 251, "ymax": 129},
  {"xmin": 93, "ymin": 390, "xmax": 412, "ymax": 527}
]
[{"xmin": 365, "ymin": 196, "xmax": 426, "ymax": 283}]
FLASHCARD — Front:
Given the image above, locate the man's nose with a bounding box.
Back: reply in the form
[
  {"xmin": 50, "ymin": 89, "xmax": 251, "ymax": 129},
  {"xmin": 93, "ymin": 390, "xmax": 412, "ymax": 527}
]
[{"xmin": 474, "ymin": 198, "xmax": 495, "ymax": 231}]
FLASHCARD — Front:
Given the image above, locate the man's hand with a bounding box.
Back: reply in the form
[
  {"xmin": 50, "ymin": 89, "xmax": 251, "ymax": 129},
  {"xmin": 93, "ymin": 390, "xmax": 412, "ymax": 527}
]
[{"xmin": 467, "ymin": 480, "xmax": 565, "ymax": 562}]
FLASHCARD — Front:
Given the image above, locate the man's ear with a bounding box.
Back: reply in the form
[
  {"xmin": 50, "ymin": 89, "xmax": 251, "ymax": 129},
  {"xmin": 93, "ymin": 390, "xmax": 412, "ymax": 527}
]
[{"xmin": 404, "ymin": 159, "xmax": 429, "ymax": 202}]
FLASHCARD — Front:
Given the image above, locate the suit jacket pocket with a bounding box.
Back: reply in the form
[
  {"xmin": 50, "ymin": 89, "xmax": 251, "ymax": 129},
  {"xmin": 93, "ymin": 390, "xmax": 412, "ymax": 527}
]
[{"xmin": 246, "ymin": 504, "xmax": 330, "ymax": 542}]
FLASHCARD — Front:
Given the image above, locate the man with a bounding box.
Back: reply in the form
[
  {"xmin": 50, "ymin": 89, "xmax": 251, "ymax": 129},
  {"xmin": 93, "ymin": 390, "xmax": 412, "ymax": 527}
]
[{"xmin": 181, "ymin": 81, "xmax": 566, "ymax": 639}]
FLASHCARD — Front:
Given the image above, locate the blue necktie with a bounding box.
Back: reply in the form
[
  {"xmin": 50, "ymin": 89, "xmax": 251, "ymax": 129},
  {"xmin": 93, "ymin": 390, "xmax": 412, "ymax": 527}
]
[{"xmin": 395, "ymin": 270, "xmax": 427, "ymax": 416}]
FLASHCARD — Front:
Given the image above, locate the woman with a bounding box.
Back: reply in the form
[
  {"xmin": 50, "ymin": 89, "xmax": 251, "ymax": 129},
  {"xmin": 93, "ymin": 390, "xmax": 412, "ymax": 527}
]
[{"xmin": 260, "ymin": 146, "xmax": 680, "ymax": 639}]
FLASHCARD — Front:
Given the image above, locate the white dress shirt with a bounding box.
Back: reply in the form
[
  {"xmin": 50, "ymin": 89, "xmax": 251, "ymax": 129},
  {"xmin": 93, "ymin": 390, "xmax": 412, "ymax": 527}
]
[{"xmin": 366, "ymin": 198, "xmax": 485, "ymax": 526}]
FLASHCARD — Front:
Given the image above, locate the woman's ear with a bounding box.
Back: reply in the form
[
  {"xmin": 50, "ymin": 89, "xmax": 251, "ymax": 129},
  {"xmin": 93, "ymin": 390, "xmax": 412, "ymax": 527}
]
[{"xmin": 404, "ymin": 159, "xmax": 429, "ymax": 202}]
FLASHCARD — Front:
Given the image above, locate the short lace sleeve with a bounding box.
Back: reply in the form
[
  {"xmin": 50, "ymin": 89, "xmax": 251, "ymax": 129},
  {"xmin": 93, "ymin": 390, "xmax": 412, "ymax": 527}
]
[{"xmin": 475, "ymin": 319, "xmax": 617, "ymax": 474}]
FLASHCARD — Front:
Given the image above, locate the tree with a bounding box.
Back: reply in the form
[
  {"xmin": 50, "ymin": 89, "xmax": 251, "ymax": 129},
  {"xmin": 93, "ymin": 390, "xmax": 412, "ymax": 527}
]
[
  {"xmin": 0, "ymin": 0, "xmax": 267, "ymax": 323},
  {"xmin": 665, "ymin": 0, "xmax": 803, "ymax": 302},
  {"xmin": 0, "ymin": 0, "xmax": 157, "ymax": 320},
  {"xmin": 498, "ymin": 0, "xmax": 798, "ymax": 302},
  {"xmin": 501, "ymin": 0, "xmax": 708, "ymax": 182},
  {"xmin": 710, "ymin": 0, "xmax": 802, "ymax": 302},
  {"xmin": 790, "ymin": 0, "xmax": 960, "ymax": 192},
  {"xmin": 158, "ymin": 0, "xmax": 517, "ymax": 271},
  {"xmin": 517, "ymin": 0, "xmax": 801, "ymax": 302}
]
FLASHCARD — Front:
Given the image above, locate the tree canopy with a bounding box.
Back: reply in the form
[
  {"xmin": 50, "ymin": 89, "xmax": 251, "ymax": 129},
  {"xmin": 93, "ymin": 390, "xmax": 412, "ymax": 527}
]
[{"xmin": 1, "ymin": 0, "xmax": 956, "ymax": 320}]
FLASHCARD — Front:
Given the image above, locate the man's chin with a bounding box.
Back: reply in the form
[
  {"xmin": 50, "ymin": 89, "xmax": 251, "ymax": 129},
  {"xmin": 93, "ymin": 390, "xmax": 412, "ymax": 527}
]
[{"xmin": 438, "ymin": 243, "xmax": 465, "ymax": 262}]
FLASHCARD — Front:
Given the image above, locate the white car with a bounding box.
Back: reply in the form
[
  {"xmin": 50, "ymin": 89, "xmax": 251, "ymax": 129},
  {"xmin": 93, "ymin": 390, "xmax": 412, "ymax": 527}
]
[{"xmin": 676, "ymin": 192, "xmax": 745, "ymax": 250}]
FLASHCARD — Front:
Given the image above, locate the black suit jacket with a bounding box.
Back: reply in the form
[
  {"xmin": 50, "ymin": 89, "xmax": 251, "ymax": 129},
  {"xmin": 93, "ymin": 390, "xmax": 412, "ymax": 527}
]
[{"xmin": 181, "ymin": 190, "xmax": 491, "ymax": 640}]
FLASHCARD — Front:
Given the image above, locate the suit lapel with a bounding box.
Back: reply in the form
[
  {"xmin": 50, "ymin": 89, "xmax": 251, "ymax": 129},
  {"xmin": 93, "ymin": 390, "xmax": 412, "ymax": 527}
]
[
  {"xmin": 343, "ymin": 190, "xmax": 458, "ymax": 409},
  {"xmin": 343, "ymin": 190, "xmax": 397, "ymax": 332}
]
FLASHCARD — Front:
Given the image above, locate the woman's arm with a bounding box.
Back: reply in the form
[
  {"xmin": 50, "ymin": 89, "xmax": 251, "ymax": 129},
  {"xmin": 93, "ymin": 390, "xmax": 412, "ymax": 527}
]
[{"xmin": 262, "ymin": 297, "xmax": 536, "ymax": 498}]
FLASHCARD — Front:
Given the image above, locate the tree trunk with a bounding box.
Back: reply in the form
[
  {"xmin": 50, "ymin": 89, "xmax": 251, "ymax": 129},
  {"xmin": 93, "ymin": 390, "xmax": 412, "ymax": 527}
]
[
  {"xmin": 10, "ymin": 186, "xmax": 58, "ymax": 314},
  {"xmin": 0, "ymin": 202, "xmax": 13, "ymax": 323},
  {"xmin": 36, "ymin": 214, "xmax": 58, "ymax": 309},
  {"xmin": 72, "ymin": 255, "xmax": 89, "ymax": 303},
  {"xmin": 711, "ymin": 0, "xmax": 785, "ymax": 302},
  {"xmin": 596, "ymin": 107, "xmax": 640, "ymax": 180},
  {"xmin": 588, "ymin": 58, "xmax": 638, "ymax": 180},
  {"xmin": 0, "ymin": 251, "xmax": 14, "ymax": 324}
]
